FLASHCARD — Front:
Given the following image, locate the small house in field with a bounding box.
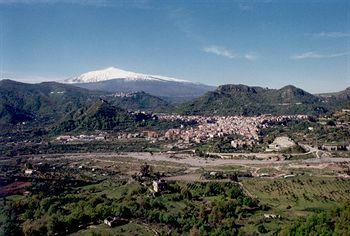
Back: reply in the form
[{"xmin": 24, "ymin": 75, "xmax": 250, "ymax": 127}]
[
  {"xmin": 264, "ymin": 214, "xmax": 281, "ymax": 219},
  {"xmin": 266, "ymin": 136, "xmax": 295, "ymax": 152},
  {"xmin": 104, "ymin": 216, "xmax": 128, "ymax": 227},
  {"xmin": 152, "ymin": 179, "xmax": 167, "ymax": 193},
  {"xmin": 24, "ymin": 169, "xmax": 34, "ymax": 175},
  {"xmin": 321, "ymin": 143, "xmax": 347, "ymax": 151}
]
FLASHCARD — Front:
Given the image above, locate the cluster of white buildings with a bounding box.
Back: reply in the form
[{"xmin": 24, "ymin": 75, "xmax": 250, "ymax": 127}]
[
  {"xmin": 164, "ymin": 116, "xmax": 261, "ymax": 144},
  {"xmin": 117, "ymin": 131, "xmax": 159, "ymax": 140},
  {"xmin": 161, "ymin": 114, "xmax": 308, "ymax": 146},
  {"xmin": 54, "ymin": 114, "xmax": 309, "ymax": 147},
  {"xmin": 56, "ymin": 134, "xmax": 106, "ymax": 143},
  {"xmin": 109, "ymin": 91, "xmax": 138, "ymax": 98}
]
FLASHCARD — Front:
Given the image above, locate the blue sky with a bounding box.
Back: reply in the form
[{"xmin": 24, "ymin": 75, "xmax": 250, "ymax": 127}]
[{"xmin": 0, "ymin": 0, "xmax": 349, "ymax": 93}]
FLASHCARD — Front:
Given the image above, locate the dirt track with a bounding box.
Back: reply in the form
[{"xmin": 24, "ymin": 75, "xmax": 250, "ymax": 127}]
[
  {"xmin": 123, "ymin": 152, "xmax": 350, "ymax": 167},
  {"xmin": 20, "ymin": 152, "xmax": 350, "ymax": 168}
]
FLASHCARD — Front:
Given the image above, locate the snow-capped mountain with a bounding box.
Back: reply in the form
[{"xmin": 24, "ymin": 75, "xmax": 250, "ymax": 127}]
[
  {"xmin": 65, "ymin": 67, "xmax": 192, "ymax": 84},
  {"xmin": 65, "ymin": 67, "xmax": 216, "ymax": 100}
]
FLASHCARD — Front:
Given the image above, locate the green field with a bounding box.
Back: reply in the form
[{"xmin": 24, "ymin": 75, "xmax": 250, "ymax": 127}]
[
  {"xmin": 242, "ymin": 176, "xmax": 350, "ymax": 216},
  {"xmin": 238, "ymin": 176, "xmax": 350, "ymax": 234}
]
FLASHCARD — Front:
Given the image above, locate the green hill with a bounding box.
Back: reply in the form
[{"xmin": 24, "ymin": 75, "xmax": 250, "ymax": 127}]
[
  {"xmin": 316, "ymin": 87, "xmax": 350, "ymax": 110},
  {"xmin": 52, "ymin": 99, "xmax": 170, "ymax": 133},
  {"xmin": 0, "ymin": 79, "xmax": 102, "ymax": 125},
  {"xmin": 53, "ymin": 99, "xmax": 131, "ymax": 132},
  {"xmin": 177, "ymin": 84, "xmax": 329, "ymax": 115},
  {"xmin": 334, "ymin": 87, "xmax": 350, "ymax": 101}
]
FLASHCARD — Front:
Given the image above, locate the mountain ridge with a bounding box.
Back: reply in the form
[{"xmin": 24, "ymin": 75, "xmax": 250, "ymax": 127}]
[
  {"xmin": 64, "ymin": 67, "xmax": 216, "ymax": 99},
  {"xmin": 177, "ymin": 83, "xmax": 346, "ymax": 116},
  {"xmin": 0, "ymin": 79, "xmax": 103, "ymax": 124},
  {"xmin": 1, "ymin": 79, "xmax": 349, "ymax": 128}
]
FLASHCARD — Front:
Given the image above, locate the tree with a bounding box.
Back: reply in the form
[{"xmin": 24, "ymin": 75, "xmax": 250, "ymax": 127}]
[
  {"xmin": 228, "ymin": 185, "xmax": 242, "ymax": 199},
  {"xmin": 181, "ymin": 187, "xmax": 192, "ymax": 200},
  {"xmin": 47, "ymin": 214, "xmax": 65, "ymax": 235},
  {"xmin": 205, "ymin": 183, "xmax": 224, "ymax": 196},
  {"xmin": 2, "ymin": 206, "xmax": 22, "ymax": 236},
  {"xmin": 140, "ymin": 163, "xmax": 151, "ymax": 177},
  {"xmin": 189, "ymin": 226, "xmax": 200, "ymax": 236},
  {"xmin": 258, "ymin": 224, "xmax": 268, "ymax": 234},
  {"xmin": 229, "ymin": 173, "xmax": 239, "ymax": 182}
]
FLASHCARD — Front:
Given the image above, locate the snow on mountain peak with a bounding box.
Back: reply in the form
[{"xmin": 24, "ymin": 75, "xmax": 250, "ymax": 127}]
[{"xmin": 65, "ymin": 67, "xmax": 192, "ymax": 84}]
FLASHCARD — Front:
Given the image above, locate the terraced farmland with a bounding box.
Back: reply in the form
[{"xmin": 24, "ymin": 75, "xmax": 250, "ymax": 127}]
[{"xmin": 242, "ymin": 176, "xmax": 350, "ymax": 216}]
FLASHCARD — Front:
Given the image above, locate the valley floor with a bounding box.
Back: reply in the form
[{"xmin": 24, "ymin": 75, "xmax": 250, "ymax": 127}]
[{"xmin": 1, "ymin": 150, "xmax": 350, "ymax": 235}]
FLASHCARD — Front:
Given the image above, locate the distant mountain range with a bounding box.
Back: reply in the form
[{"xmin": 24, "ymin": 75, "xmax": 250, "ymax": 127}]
[
  {"xmin": 177, "ymin": 84, "xmax": 350, "ymax": 116},
  {"xmin": 65, "ymin": 67, "xmax": 215, "ymax": 101},
  {"xmin": 1, "ymin": 79, "xmax": 349, "ymax": 132}
]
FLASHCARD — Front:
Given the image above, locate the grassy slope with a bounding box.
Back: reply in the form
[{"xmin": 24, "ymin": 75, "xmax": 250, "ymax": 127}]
[
  {"xmin": 242, "ymin": 176, "xmax": 350, "ymax": 215},
  {"xmin": 240, "ymin": 176, "xmax": 350, "ymax": 234}
]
